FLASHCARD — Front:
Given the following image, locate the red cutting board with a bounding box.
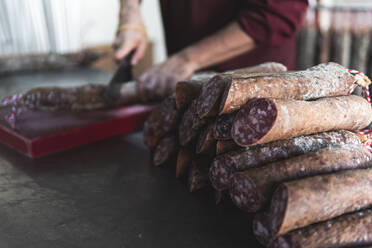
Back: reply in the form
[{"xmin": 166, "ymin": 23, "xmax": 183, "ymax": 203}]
[{"xmin": 0, "ymin": 105, "xmax": 153, "ymax": 158}]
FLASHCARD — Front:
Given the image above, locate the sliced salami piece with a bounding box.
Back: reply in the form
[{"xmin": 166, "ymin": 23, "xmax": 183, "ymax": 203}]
[
  {"xmin": 213, "ymin": 112, "xmax": 237, "ymax": 140},
  {"xmin": 179, "ymin": 100, "xmax": 199, "ymax": 146},
  {"xmin": 230, "ymin": 145, "xmax": 372, "ymax": 212},
  {"xmin": 210, "ymin": 130, "xmax": 361, "ymax": 191},
  {"xmin": 196, "ymin": 62, "xmax": 287, "ymax": 118},
  {"xmin": 152, "ymin": 134, "xmax": 178, "ymax": 166},
  {"xmin": 196, "ymin": 122, "xmax": 216, "ymax": 155},
  {"xmin": 188, "ymin": 157, "xmax": 211, "ymax": 192},
  {"xmin": 219, "ymin": 62, "xmax": 358, "ymax": 115},
  {"xmin": 269, "ymin": 209, "xmax": 372, "ymax": 248},
  {"xmin": 176, "ymin": 146, "xmax": 194, "ymax": 178},
  {"xmin": 231, "ymin": 95, "xmax": 372, "ymax": 146},
  {"xmin": 144, "ymin": 95, "xmax": 180, "ymax": 150},
  {"xmin": 216, "ymin": 140, "xmax": 240, "ymax": 155},
  {"xmin": 268, "ymin": 168, "xmax": 372, "ymax": 237}
]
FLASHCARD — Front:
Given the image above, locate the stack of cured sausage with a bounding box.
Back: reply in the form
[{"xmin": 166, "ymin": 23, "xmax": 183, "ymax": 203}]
[{"xmin": 143, "ymin": 62, "xmax": 372, "ymax": 248}]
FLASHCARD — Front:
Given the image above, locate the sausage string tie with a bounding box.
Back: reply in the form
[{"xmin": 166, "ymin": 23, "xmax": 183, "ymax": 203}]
[
  {"xmin": 0, "ymin": 93, "xmax": 23, "ymax": 130},
  {"xmin": 348, "ymin": 69, "xmax": 371, "ymax": 104}
]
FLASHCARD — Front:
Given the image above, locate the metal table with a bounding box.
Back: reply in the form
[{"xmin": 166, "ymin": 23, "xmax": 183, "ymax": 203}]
[{"xmin": 0, "ymin": 69, "xmax": 260, "ymax": 248}]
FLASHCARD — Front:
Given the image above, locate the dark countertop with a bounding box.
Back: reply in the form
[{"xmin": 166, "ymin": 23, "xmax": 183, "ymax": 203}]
[{"xmin": 0, "ymin": 68, "xmax": 259, "ymax": 248}]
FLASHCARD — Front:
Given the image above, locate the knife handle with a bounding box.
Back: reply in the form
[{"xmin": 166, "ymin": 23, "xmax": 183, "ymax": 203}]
[{"xmin": 110, "ymin": 50, "xmax": 135, "ymax": 85}]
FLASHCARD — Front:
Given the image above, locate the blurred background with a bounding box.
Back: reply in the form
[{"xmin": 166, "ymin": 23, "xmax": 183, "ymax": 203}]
[{"xmin": 0, "ymin": 0, "xmax": 372, "ymax": 76}]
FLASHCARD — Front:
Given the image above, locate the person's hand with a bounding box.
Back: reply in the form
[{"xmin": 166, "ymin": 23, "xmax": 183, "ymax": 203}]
[
  {"xmin": 114, "ymin": 6, "xmax": 147, "ymax": 65},
  {"xmin": 137, "ymin": 54, "xmax": 198, "ymax": 102}
]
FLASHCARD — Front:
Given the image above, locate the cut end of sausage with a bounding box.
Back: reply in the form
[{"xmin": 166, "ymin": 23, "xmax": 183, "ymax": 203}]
[
  {"xmin": 196, "ymin": 124, "xmax": 214, "ymax": 154},
  {"xmin": 179, "ymin": 101, "xmax": 198, "ymax": 146},
  {"xmin": 153, "ymin": 135, "xmax": 177, "ymax": 166},
  {"xmin": 213, "ymin": 112, "xmax": 236, "ymax": 140},
  {"xmin": 230, "ymin": 172, "xmax": 262, "ymax": 212},
  {"xmin": 188, "ymin": 161, "xmax": 210, "ymax": 192},
  {"xmin": 196, "ymin": 76, "xmax": 227, "ymax": 118},
  {"xmin": 269, "ymin": 184, "xmax": 289, "ymax": 237},
  {"xmin": 253, "ymin": 213, "xmax": 272, "ymax": 246},
  {"xmin": 268, "ymin": 236, "xmax": 292, "ymax": 248},
  {"xmin": 209, "ymin": 156, "xmax": 234, "ymax": 191},
  {"xmin": 232, "ymin": 98, "xmax": 277, "ymax": 146}
]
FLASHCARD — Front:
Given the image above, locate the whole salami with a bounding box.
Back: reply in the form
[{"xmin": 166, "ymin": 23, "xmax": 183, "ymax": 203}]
[
  {"xmin": 218, "ymin": 62, "xmax": 359, "ymax": 115},
  {"xmin": 196, "ymin": 62, "xmax": 287, "ymax": 118},
  {"xmin": 152, "ymin": 134, "xmax": 178, "ymax": 166},
  {"xmin": 268, "ymin": 168, "xmax": 372, "ymax": 237},
  {"xmin": 22, "ymin": 85, "xmax": 109, "ymax": 111},
  {"xmin": 231, "ymin": 95, "xmax": 372, "ymax": 146},
  {"xmin": 210, "ymin": 130, "xmax": 361, "ymax": 191},
  {"xmin": 213, "ymin": 112, "xmax": 237, "ymax": 140},
  {"xmin": 230, "ymin": 145, "xmax": 372, "ymax": 212},
  {"xmin": 196, "ymin": 122, "xmax": 216, "ymax": 155},
  {"xmin": 268, "ymin": 208, "xmax": 372, "ymax": 248}
]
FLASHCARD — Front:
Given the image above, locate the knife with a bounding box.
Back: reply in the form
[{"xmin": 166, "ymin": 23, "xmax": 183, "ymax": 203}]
[{"xmin": 104, "ymin": 51, "xmax": 140, "ymax": 104}]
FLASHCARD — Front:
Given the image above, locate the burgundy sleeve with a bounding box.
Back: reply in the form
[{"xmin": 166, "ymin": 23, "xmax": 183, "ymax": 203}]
[{"xmin": 237, "ymin": 0, "xmax": 308, "ymax": 47}]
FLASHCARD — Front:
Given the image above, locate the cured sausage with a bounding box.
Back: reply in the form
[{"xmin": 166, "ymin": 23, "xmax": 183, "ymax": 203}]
[
  {"xmin": 196, "ymin": 122, "xmax": 216, "ymax": 155},
  {"xmin": 175, "ymin": 72, "xmax": 216, "ymax": 111},
  {"xmin": 252, "ymin": 213, "xmax": 272, "ymax": 246},
  {"xmin": 188, "ymin": 157, "xmax": 211, "ymax": 192},
  {"xmin": 269, "ymin": 209, "xmax": 372, "ymax": 248},
  {"xmin": 175, "ymin": 81, "xmax": 203, "ymax": 111},
  {"xmin": 145, "ymin": 95, "xmax": 180, "ymax": 150},
  {"xmin": 152, "ymin": 134, "xmax": 178, "ymax": 166},
  {"xmin": 143, "ymin": 118, "xmax": 157, "ymax": 150},
  {"xmin": 216, "ymin": 140, "xmax": 240, "ymax": 155},
  {"xmin": 22, "ymin": 85, "xmax": 109, "ymax": 111},
  {"xmin": 268, "ymin": 168, "xmax": 372, "ymax": 237},
  {"xmin": 213, "ymin": 112, "xmax": 237, "ymax": 140},
  {"xmin": 219, "ymin": 62, "xmax": 359, "ymax": 115},
  {"xmin": 196, "ymin": 62, "xmax": 287, "ymax": 118},
  {"xmin": 231, "ymin": 95, "xmax": 372, "ymax": 146},
  {"xmin": 176, "ymin": 146, "xmax": 194, "ymax": 178},
  {"xmin": 230, "ymin": 145, "xmax": 372, "ymax": 212},
  {"xmin": 192, "ymin": 112, "xmax": 210, "ymax": 130},
  {"xmin": 179, "ymin": 100, "xmax": 199, "ymax": 146},
  {"xmin": 210, "ymin": 130, "xmax": 361, "ymax": 191}
]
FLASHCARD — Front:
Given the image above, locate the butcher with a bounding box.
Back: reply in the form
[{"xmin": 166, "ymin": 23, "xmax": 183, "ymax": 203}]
[{"xmin": 114, "ymin": 0, "xmax": 308, "ymax": 101}]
